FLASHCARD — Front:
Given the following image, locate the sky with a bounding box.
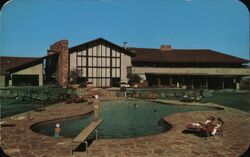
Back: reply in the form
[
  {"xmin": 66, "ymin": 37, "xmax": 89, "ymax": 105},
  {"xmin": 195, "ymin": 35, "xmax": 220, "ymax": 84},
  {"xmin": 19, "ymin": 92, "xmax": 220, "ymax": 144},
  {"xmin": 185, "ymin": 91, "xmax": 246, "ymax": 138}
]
[{"xmin": 0, "ymin": 0, "xmax": 249, "ymax": 60}]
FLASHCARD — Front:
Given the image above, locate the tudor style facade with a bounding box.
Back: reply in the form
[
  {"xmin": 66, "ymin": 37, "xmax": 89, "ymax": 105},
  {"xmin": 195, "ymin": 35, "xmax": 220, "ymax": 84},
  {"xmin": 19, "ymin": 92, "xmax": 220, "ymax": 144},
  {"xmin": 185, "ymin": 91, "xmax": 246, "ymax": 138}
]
[{"xmin": 68, "ymin": 38, "xmax": 133, "ymax": 87}]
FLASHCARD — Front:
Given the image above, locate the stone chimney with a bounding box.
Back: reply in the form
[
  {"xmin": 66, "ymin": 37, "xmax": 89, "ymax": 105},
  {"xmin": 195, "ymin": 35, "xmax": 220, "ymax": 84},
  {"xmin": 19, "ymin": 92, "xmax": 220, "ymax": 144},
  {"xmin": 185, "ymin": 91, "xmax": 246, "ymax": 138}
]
[
  {"xmin": 47, "ymin": 50, "xmax": 59, "ymax": 56},
  {"xmin": 48, "ymin": 40, "xmax": 69, "ymax": 86},
  {"xmin": 160, "ymin": 45, "xmax": 172, "ymax": 51}
]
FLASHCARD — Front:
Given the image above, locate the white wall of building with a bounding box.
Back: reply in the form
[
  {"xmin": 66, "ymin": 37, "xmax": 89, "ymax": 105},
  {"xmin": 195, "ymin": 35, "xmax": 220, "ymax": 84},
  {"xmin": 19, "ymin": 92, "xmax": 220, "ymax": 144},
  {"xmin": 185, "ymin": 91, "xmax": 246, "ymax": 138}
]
[
  {"xmin": 129, "ymin": 67, "xmax": 250, "ymax": 76},
  {"xmin": 0, "ymin": 75, "xmax": 5, "ymax": 87},
  {"xmin": 121, "ymin": 53, "xmax": 131, "ymax": 83}
]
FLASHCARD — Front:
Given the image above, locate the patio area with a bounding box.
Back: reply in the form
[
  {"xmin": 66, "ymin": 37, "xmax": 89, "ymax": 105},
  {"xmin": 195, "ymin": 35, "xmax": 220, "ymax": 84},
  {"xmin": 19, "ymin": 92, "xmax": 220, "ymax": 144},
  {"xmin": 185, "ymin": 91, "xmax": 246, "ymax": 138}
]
[{"xmin": 1, "ymin": 98, "xmax": 250, "ymax": 157}]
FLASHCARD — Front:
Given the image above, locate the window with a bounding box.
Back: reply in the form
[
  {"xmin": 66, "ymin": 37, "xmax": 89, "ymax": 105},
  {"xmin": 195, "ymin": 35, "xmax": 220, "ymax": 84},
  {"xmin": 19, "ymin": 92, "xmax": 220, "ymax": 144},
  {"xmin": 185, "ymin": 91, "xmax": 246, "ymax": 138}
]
[
  {"xmin": 88, "ymin": 57, "xmax": 92, "ymax": 66},
  {"xmin": 82, "ymin": 57, "xmax": 86, "ymax": 66},
  {"xmin": 93, "ymin": 46, "xmax": 97, "ymax": 56}
]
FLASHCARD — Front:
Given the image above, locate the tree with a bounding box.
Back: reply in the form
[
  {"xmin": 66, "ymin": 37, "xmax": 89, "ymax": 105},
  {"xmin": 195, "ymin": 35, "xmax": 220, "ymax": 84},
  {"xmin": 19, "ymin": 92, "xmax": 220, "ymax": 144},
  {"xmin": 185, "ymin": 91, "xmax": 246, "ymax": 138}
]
[
  {"xmin": 70, "ymin": 68, "xmax": 83, "ymax": 84},
  {"xmin": 128, "ymin": 74, "xmax": 142, "ymax": 85}
]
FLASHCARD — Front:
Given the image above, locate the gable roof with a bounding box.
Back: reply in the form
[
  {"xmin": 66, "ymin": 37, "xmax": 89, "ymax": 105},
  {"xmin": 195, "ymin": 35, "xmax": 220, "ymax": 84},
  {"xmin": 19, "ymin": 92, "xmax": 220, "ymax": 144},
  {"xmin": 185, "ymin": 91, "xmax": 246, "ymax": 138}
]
[
  {"xmin": 0, "ymin": 56, "xmax": 40, "ymax": 74},
  {"xmin": 69, "ymin": 38, "xmax": 134, "ymax": 57},
  {"xmin": 0, "ymin": 53, "xmax": 60, "ymax": 75},
  {"xmin": 129, "ymin": 48, "xmax": 249, "ymax": 64}
]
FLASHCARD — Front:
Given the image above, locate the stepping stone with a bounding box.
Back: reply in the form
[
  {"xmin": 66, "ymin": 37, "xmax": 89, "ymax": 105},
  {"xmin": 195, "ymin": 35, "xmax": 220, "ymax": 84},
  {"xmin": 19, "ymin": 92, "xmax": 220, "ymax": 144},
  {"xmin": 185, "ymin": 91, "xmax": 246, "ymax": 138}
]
[
  {"xmin": 5, "ymin": 148, "xmax": 20, "ymax": 154},
  {"xmin": 56, "ymin": 142, "xmax": 66, "ymax": 145}
]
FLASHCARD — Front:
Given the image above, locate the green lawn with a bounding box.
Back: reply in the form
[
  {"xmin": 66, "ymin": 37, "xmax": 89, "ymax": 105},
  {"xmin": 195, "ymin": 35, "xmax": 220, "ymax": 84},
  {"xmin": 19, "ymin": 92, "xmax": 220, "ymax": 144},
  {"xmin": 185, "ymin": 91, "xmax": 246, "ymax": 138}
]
[
  {"xmin": 0, "ymin": 86, "xmax": 68, "ymax": 118},
  {"xmin": 202, "ymin": 92, "xmax": 250, "ymax": 112}
]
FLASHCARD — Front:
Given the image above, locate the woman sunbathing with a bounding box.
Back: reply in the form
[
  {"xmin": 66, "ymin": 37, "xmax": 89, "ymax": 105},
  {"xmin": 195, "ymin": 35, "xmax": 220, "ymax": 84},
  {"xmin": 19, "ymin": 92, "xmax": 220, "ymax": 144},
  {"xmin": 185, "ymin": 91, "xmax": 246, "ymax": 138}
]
[
  {"xmin": 211, "ymin": 118, "xmax": 224, "ymax": 136},
  {"xmin": 186, "ymin": 116, "xmax": 215, "ymax": 130}
]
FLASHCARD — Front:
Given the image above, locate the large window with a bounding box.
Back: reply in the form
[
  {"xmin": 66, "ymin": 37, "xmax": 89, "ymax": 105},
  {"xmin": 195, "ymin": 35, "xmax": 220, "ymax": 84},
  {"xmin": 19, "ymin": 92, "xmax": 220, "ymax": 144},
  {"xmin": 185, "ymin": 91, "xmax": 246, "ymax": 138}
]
[{"xmin": 75, "ymin": 44, "xmax": 121, "ymax": 87}]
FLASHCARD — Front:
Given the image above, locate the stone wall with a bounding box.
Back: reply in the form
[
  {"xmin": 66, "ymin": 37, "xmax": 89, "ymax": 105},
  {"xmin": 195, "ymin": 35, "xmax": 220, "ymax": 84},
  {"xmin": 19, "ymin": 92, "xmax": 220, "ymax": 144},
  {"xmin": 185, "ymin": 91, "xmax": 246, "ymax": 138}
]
[{"xmin": 49, "ymin": 40, "xmax": 69, "ymax": 85}]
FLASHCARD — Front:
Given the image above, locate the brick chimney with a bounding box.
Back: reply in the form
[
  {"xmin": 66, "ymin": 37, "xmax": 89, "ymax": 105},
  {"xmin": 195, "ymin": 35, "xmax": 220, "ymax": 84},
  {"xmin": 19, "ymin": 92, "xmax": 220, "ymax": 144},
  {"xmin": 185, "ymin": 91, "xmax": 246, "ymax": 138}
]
[
  {"xmin": 48, "ymin": 40, "xmax": 69, "ymax": 86},
  {"xmin": 160, "ymin": 45, "xmax": 172, "ymax": 51}
]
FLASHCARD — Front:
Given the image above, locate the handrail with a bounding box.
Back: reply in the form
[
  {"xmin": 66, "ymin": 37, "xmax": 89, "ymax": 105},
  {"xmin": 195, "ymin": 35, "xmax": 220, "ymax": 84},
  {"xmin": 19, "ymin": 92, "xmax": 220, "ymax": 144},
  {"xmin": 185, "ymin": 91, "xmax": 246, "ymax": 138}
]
[{"xmin": 72, "ymin": 119, "xmax": 103, "ymax": 155}]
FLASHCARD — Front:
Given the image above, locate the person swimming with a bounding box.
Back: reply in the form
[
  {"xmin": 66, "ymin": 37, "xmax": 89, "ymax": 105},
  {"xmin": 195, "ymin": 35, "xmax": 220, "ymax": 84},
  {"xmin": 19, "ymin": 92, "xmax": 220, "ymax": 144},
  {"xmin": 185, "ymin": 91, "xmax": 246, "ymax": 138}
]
[
  {"xmin": 54, "ymin": 123, "xmax": 61, "ymax": 139},
  {"xmin": 134, "ymin": 103, "xmax": 138, "ymax": 108}
]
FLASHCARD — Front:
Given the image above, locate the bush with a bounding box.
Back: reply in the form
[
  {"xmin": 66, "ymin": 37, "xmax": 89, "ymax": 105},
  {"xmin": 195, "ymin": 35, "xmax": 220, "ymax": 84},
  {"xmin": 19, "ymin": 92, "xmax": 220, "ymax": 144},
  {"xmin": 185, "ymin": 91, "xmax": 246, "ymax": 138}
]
[
  {"xmin": 240, "ymin": 77, "xmax": 250, "ymax": 90},
  {"xmin": 128, "ymin": 74, "xmax": 142, "ymax": 86},
  {"xmin": 70, "ymin": 68, "xmax": 84, "ymax": 84}
]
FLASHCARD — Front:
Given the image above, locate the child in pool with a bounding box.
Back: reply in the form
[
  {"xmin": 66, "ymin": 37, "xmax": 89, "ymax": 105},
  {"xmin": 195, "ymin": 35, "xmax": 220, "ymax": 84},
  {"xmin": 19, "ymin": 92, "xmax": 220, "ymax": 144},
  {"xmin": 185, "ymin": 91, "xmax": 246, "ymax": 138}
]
[{"xmin": 54, "ymin": 123, "xmax": 61, "ymax": 139}]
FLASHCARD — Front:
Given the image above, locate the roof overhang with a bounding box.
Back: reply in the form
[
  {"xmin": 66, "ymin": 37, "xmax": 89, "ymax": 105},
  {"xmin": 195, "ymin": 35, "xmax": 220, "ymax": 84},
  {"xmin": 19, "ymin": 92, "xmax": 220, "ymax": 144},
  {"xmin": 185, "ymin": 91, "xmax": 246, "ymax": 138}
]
[{"xmin": 69, "ymin": 38, "xmax": 135, "ymax": 57}]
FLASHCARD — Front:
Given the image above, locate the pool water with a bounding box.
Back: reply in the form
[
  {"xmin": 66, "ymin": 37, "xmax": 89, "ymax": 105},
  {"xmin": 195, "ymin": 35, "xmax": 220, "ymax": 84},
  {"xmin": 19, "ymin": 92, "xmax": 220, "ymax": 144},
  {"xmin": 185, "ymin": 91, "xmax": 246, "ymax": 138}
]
[{"xmin": 32, "ymin": 100, "xmax": 214, "ymax": 139}]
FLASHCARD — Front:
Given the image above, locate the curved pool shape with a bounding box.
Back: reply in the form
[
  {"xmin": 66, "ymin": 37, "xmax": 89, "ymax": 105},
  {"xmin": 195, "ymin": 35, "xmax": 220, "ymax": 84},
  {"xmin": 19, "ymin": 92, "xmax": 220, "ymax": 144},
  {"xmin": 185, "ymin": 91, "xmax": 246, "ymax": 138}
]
[{"xmin": 32, "ymin": 100, "xmax": 215, "ymax": 139}]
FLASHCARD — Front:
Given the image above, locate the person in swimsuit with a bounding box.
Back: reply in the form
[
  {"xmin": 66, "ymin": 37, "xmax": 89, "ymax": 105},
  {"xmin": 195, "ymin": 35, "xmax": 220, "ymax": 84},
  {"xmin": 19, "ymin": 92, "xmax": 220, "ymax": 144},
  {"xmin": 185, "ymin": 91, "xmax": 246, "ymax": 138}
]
[
  {"xmin": 54, "ymin": 123, "xmax": 61, "ymax": 139},
  {"xmin": 93, "ymin": 95, "xmax": 100, "ymax": 122},
  {"xmin": 211, "ymin": 118, "xmax": 224, "ymax": 136}
]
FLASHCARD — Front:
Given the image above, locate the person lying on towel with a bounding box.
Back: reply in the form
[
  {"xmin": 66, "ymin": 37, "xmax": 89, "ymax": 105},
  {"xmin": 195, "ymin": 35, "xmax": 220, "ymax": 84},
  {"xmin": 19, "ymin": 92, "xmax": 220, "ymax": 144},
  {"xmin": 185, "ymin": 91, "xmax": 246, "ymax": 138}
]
[{"xmin": 186, "ymin": 116, "xmax": 215, "ymax": 129}]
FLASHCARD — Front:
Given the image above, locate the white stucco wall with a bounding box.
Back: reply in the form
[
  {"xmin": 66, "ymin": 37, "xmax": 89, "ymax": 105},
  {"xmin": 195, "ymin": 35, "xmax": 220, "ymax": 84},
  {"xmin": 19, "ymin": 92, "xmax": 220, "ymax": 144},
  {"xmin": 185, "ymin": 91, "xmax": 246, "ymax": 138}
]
[
  {"xmin": 129, "ymin": 67, "xmax": 250, "ymax": 76},
  {"xmin": 121, "ymin": 53, "xmax": 132, "ymax": 83},
  {"xmin": 70, "ymin": 52, "xmax": 77, "ymax": 71},
  {"xmin": 0, "ymin": 75, "xmax": 5, "ymax": 87}
]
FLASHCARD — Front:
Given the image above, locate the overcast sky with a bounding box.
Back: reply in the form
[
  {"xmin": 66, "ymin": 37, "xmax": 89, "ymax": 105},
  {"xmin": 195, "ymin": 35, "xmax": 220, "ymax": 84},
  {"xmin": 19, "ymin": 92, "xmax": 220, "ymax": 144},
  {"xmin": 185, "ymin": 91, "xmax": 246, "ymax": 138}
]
[{"xmin": 0, "ymin": 0, "xmax": 249, "ymax": 60}]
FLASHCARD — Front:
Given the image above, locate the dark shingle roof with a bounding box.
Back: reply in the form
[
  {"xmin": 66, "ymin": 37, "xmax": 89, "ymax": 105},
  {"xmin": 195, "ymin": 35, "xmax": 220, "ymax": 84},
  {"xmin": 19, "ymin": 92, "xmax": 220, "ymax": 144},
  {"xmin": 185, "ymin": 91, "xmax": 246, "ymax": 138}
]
[
  {"xmin": 129, "ymin": 48, "xmax": 249, "ymax": 64},
  {"xmin": 69, "ymin": 38, "xmax": 134, "ymax": 57},
  {"xmin": 0, "ymin": 56, "xmax": 39, "ymax": 74}
]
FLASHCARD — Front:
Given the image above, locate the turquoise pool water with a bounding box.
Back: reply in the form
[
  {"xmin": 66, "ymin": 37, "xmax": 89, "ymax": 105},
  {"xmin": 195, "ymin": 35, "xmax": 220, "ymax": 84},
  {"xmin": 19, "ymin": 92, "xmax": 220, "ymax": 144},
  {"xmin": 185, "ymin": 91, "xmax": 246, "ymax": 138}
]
[{"xmin": 32, "ymin": 100, "xmax": 215, "ymax": 139}]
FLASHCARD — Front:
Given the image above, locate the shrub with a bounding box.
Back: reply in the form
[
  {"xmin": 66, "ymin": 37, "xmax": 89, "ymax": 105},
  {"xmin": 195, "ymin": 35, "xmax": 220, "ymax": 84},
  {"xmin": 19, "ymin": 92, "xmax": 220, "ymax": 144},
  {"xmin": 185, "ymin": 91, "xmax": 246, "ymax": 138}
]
[
  {"xmin": 70, "ymin": 68, "xmax": 83, "ymax": 84},
  {"xmin": 128, "ymin": 74, "xmax": 142, "ymax": 86}
]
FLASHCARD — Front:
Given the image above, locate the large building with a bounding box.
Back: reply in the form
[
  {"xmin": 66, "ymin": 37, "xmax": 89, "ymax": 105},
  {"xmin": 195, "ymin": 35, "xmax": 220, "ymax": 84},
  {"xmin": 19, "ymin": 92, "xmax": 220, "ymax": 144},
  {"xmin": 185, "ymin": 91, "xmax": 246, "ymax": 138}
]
[
  {"xmin": 128, "ymin": 46, "xmax": 250, "ymax": 89},
  {"xmin": 0, "ymin": 38, "xmax": 249, "ymax": 89}
]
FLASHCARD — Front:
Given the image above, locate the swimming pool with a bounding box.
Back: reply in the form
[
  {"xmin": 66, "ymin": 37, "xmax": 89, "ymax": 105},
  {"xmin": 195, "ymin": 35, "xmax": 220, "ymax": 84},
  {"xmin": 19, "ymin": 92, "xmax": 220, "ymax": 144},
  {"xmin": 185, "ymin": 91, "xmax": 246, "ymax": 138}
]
[{"xmin": 32, "ymin": 100, "xmax": 215, "ymax": 139}]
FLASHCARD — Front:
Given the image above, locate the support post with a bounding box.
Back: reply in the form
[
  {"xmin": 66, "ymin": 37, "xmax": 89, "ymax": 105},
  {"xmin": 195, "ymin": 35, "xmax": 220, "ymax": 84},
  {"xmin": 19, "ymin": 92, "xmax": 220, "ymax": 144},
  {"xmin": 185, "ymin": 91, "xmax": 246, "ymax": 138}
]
[
  {"xmin": 206, "ymin": 79, "xmax": 208, "ymax": 89},
  {"xmin": 236, "ymin": 82, "xmax": 240, "ymax": 90},
  {"xmin": 157, "ymin": 78, "xmax": 161, "ymax": 87},
  {"xmin": 85, "ymin": 141, "xmax": 88, "ymax": 155},
  {"xmin": 95, "ymin": 130, "xmax": 98, "ymax": 140}
]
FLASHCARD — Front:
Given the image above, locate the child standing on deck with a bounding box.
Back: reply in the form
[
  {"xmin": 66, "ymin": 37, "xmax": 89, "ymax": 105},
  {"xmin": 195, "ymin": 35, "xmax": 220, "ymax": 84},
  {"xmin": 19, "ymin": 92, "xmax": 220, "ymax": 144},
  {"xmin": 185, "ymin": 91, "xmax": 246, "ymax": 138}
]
[{"xmin": 93, "ymin": 95, "xmax": 100, "ymax": 122}]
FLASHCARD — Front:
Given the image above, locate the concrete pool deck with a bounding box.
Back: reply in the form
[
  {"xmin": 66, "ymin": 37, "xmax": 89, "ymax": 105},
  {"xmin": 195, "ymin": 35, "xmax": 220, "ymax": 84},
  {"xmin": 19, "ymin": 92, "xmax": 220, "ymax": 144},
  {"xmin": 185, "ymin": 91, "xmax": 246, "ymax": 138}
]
[{"xmin": 1, "ymin": 98, "xmax": 250, "ymax": 157}]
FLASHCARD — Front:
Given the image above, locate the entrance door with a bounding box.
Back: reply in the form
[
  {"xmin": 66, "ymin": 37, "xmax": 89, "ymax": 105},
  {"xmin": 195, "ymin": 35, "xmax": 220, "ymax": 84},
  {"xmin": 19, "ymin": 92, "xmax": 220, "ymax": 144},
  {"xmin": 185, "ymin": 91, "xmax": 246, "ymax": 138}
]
[{"xmin": 111, "ymin": 78, "xmax": 120, "ymax": 87}]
